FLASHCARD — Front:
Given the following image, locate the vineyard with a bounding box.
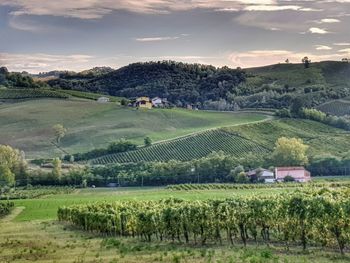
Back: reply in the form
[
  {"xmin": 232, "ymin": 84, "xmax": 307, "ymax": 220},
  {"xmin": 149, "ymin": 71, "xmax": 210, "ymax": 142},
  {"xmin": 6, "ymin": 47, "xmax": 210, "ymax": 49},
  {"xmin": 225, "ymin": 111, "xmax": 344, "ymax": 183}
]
[
  {"xmin": 90, "ymin": 129, "xmax": 269, "ymax": 164},
  {"xmin": 317, "ymin": 100, "xmax": 350, "ymax": 117},
  {"xmin": 0, "ymin": 88, "xmax": 68, "ymax": 100},
  {"xmin": 58, "ymin": 188, "xmax": 350, "ymax": 254},
  {"xmin": 224, "ymin": 119, "xmax": 350, "ymax": 157},
  {"xmin": 166, "ymin": 182, "xmax": 350, "ymax": 191},
  {"xmin": 0, "ymin": 187, "xmax": 75, "ymax": 200},
  {"xmin": 0, "ymin": 202, "xmax": 14, "ymax": 217},
  {"xmin": 90, "ymin": 119, "xmax": 350, "ymax": 164}
]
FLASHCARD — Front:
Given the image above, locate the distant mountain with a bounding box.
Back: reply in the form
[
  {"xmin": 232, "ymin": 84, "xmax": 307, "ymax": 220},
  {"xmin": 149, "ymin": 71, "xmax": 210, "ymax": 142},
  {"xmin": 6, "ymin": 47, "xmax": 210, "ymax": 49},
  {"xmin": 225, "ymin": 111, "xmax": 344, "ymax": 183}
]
[
  {"xmin": 33, "ymin": 67, "xmax": 114, "ymax": 80},
  {"xmin": 0, "ymin": 67, "xmax": 46, "ymax": 89},
  {"xmin": 79, "ymin": 67, "xmax": 114, "ymax": 76}
]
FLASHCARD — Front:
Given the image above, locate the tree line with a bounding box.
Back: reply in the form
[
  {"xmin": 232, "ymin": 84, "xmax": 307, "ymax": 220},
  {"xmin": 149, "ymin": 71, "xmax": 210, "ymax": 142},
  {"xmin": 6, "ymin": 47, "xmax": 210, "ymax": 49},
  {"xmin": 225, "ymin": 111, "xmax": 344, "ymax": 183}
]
[{"xmin": 0, "ymin": 136, "xmax": 317, "ymax": 187}]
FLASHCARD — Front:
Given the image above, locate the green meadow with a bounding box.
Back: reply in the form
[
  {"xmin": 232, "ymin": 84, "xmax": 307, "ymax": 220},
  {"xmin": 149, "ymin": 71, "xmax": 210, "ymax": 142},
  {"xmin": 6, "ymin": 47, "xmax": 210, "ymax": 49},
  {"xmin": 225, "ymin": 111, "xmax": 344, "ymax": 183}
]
[{"xmin": 0, "ymin": 98, "xmax": 269, "ymax": 159}]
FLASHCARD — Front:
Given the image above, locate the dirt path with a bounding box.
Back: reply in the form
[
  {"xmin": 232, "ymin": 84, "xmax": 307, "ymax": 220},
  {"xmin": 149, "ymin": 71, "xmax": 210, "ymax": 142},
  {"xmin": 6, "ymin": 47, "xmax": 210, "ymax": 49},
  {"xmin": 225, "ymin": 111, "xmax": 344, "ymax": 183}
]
[{"xmin": 0, "ymin": 206, "xmax": 25, "ymax": 223}]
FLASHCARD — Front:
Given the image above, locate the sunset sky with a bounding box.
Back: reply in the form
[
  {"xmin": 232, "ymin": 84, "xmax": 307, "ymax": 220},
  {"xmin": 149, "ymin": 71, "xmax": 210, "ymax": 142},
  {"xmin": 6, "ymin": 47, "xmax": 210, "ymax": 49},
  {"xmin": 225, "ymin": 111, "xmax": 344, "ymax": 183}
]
[{"xmin": 0, "ymin": 0, "xmax": 349, "ymax": 73}]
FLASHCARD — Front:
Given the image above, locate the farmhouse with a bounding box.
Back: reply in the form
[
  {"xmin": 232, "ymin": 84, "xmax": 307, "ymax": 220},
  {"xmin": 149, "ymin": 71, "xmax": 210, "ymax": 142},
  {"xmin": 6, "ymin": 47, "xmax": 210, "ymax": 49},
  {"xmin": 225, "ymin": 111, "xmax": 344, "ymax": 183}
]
[
  {"xmin": 275, "ymin": 167, "xmax": 311, "ymax": 182},
  {"xmin": 97, "ymin": 96, "xmax": 110, "ymax": 103},
  {"xmin": 136, "ymin": 97, "xmax": 152, "ymax": 109},
  {"xmin": 247, "ymin": 169, "xmax": 275, "ymax": 183}
]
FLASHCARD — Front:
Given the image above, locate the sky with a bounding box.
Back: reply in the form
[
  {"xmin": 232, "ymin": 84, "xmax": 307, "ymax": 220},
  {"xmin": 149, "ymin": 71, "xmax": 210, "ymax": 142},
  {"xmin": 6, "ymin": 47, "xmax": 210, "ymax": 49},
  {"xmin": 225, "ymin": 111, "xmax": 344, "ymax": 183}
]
[{"xmin": 0, "ymin": 0, "xmax": 349, "ymax": 73}]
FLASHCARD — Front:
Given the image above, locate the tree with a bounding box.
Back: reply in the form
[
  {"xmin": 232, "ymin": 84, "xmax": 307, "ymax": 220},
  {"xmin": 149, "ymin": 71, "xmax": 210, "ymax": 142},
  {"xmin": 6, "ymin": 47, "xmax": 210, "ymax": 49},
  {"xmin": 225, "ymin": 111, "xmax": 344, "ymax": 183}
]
[
  {"xmin": 53, "ymin": 124, "xmax": 67, "ymax": 144},
  {"xmin": 302, "ymin": 57, "xmax": 311, "ymax": 68},
  {"xmin": 272, "ymin": 137, "xmax": 309, "ymax": 166},
  {"xmin": 0, "ymin": 145, "xmax": 26, "ymax": 186},
  {"xmin": 290, "ymin": 97, "xmax": 306, "ymax": 116},
  {"xmin": 52, "ymin": 158, "xmax": 62, "ymax": 179},
  {"xmin": 120, "ymin": 98, "xmax": 129, "ymax": 106},
  {"xmin": 0, "ymin": 165, "xmax": 15, "ymax": 186},
  {"xmin": 144, "ymin": 137, "xmax": 152, "ymax": 147},
  {"xmin": 236, "ymin": 171, "xmax": 248, "ymax": 184}
]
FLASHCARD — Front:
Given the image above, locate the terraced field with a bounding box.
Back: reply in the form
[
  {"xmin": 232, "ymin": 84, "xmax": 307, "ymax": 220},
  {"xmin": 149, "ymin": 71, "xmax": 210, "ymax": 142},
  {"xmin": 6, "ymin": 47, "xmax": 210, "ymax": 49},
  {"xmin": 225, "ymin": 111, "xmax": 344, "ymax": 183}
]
[
  {"xmin": 91, "ymin": 130, "xmax": 269, "ymax": 164},
  {"xmin": 91, "ymin": 119, "xmax": 350, "ymax": 164}
]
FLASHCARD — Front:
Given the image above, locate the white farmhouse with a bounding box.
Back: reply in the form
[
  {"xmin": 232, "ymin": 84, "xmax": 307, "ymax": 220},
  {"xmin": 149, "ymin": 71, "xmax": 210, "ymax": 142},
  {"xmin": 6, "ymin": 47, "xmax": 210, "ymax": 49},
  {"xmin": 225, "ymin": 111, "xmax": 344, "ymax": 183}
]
[
  {"xmin": 247, "ymin": 168, "xmax": 275, "ymax": 183},
  {"xmin": 152, "ymin": 97, "xmax": 163, "ymax": 107}
]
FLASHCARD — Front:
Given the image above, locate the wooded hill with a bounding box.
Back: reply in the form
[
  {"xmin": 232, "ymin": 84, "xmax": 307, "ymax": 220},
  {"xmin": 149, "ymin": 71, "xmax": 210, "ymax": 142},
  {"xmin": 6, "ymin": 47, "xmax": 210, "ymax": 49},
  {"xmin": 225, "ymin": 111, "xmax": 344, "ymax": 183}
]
[
  {"xmin": 47, "ymin": 60, "xmax": 350, "ymax": 109},
  {"xmin": 47, "ymin": 61, "xmax": 246, "ymax": 106}
]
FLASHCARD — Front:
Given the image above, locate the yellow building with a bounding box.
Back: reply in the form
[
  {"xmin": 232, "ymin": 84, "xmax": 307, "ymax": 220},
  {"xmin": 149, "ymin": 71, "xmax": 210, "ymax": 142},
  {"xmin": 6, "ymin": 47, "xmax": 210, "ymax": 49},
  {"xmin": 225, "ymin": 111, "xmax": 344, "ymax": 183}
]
[{"xmin": 136, "ymin": 97, "xmax": 152, "ymax": 109}]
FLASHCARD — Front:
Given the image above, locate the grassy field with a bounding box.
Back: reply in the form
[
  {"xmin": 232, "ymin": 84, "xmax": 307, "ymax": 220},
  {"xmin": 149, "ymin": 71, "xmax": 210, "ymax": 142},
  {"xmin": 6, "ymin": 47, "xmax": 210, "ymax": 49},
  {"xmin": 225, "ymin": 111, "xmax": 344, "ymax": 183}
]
[
  {"xmin": 0, "ymin": 98, "xmax": 268, "ymax": 159},
  {"xmin": 2, "ymin": 186, "xmax": 350, "ymax": 262},
  {"xmin": 12, "ymin": 187, "xmax": 288, "ymax": 221}
]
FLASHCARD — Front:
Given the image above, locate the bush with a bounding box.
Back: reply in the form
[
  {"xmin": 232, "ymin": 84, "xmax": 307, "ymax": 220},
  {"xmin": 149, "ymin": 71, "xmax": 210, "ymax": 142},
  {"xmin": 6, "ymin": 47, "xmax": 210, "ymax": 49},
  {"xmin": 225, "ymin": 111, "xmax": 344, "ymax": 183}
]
[{"xmin": 284, "ymin": 175, "xmax": 295, "ymax": 182}]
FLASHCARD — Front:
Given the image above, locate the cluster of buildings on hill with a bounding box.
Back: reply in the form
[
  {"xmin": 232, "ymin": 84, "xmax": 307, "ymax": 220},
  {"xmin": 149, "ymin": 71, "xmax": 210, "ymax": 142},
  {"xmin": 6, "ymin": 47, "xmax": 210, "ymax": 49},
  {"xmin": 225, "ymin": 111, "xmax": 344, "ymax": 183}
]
[
  {"xmin": 96, "ymin": 96, "xmax": 171, "ymax": 109},
  {"xmin": 133, "ymin": 96, "xmax": 169, "ymax": 109},
  {"xmin": 247, "ymin": 167, "xmax": 311, "ymax": 183}
]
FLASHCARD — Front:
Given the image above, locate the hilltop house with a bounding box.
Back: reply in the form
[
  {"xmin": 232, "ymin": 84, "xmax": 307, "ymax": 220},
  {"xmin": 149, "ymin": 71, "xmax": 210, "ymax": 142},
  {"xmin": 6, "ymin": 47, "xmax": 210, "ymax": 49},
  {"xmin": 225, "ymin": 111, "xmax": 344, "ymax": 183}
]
[
  {"xmin": 136, "ymin": 97, "xmax": 152, "ymax": 109},
  {"xmin": 247, "ymin": 169, "xmax": 275, "ymax": 183},
  {"xmin": 97, "ymin": 96, "xmax": 110, "ymax": 103},
  {"xmin": 275, "ymin": 167, "xmax": 311, "ymax": 182}
]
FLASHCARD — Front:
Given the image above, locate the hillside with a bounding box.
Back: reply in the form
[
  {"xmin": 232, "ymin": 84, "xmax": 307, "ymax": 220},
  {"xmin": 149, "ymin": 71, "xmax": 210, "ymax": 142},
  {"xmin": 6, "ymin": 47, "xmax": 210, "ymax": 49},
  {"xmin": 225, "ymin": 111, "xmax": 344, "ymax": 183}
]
[
  {"xmin": 91, "ymin": 119, "xmax": 350, "ymax": 164},
  {"xmin": 46, "ymin": 60, "xmax": 350, "ymax": 109},
  {"xmin": 0, "ymin": 98, "xmax": 268, "ymax": 158},
  {"xmin": 240, "ymin": 61, "xmax": 350, "ymax": 109}
]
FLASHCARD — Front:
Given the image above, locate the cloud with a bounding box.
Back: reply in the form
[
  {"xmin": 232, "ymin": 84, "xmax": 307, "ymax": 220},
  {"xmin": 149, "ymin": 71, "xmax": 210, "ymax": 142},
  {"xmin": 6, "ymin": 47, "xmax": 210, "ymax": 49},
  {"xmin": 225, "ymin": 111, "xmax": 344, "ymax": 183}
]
[
  {"xmin": 318, "ymin": 18, "xmax": 341, "ymax": 23},
  {"xmin": 244, "ymin": 5, "xmax": 302, "ymax": 11},
  {"xmin": 308, "ymin": 27, "xmax": 330, "ymax": 34},
  {"xmin": 215, "ymin": 8, "xmax": 239, "ymax": 12},
  {"xmin": 135, "ymin": 36, "xmax": 179, "ymax": 42},
  {"xmin": 334, "ymin": 42, "xmax": 350, "ymax": 46},
  {"xmin": 228, "ymin": 49, "xmax": 346, "ymax": 68},
  {"xmin": 0, "ymin": 52, "xmax": 100, "ymax": 73},
  {"xmin": 0, "ymin": 0, "xmax": 326, "ymax": 21},
  {"xmin": 315, "ymin": 45, "xmax": 332, "ymax": 50},
  {"xmin": 243, "ymin": 4, "xmax": 322, "ymax": 12},
  {"xmin": 338, "ymin": 48, "xmax": 350, "ymax": 53}
]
